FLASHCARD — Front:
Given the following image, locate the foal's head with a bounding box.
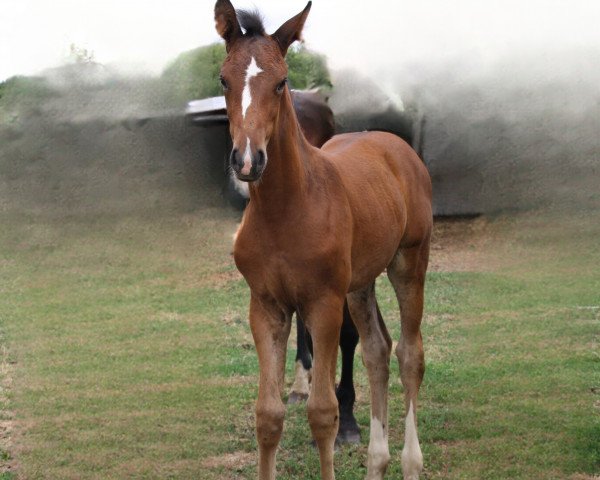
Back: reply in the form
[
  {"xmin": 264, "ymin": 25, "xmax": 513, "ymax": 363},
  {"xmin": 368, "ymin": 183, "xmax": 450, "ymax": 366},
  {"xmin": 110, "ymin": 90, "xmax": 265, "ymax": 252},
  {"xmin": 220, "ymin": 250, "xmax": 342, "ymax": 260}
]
[{"xmin": 214, "ymin": 0, "xmax": 311, "ymax": 182}]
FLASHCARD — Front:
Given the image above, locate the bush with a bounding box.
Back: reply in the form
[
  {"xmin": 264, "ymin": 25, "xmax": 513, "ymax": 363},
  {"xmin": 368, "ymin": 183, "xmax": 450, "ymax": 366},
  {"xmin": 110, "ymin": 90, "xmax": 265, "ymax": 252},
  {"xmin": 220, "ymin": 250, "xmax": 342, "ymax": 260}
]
[
  {"xmin": 0, "ymin": 76, "xmax": 54, "ymax": 107},
  {"xmin": 161, "ymin": 43, "xmax": 227, "ymax": 103},
  {"xmin": 286, "ymin": 45, "xmax": 332, "ymax": 90},
  {"xmin": 161, "ymin": 43, "xmax": 332, "ymax": 102}
]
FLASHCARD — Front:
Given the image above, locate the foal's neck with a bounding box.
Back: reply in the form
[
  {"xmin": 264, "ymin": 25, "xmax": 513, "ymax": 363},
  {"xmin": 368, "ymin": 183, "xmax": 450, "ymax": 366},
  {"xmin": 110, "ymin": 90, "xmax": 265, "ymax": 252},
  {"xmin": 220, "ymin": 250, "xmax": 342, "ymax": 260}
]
[{"xmin": 248, "ymin": 89, "xmax": 312, "ymax": 208}]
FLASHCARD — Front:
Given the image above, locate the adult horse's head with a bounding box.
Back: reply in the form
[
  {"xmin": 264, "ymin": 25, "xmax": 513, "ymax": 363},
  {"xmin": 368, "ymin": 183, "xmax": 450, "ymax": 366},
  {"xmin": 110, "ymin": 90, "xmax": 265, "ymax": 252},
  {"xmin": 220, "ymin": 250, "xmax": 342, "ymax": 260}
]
[{"xmin": 214, "ymin": 0, "xmax": 311, "ymax": 182}]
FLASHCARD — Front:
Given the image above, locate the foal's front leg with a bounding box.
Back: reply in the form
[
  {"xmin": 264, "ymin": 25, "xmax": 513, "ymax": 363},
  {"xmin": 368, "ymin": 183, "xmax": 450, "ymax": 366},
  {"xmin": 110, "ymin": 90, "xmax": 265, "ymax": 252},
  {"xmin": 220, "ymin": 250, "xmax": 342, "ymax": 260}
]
[
  {"xmin": 249, "ymin": 296, "xmax": 291, "ymax": 480},
  {"xmin": 304, "ymin": 295, "xmax": 345, "ymax": 480}
]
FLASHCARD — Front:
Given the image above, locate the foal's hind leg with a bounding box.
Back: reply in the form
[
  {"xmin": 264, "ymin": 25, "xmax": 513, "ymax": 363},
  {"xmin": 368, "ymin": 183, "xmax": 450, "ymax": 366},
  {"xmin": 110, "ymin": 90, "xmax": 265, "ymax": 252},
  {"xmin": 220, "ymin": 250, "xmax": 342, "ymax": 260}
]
[
  {"xmin": 346, "ymin": 283, "xmax": 393, "ymax": 480},
  {"xmin": 335, "ymin": 304, "xmax": 361, "ymax": 444},
  {"xmin": 387, "ymin": 240, "xmax": 430, "ymax": 480},
  {"xmin": 288, "ymin": 315, "xmax": 312, "ymax": 404}
]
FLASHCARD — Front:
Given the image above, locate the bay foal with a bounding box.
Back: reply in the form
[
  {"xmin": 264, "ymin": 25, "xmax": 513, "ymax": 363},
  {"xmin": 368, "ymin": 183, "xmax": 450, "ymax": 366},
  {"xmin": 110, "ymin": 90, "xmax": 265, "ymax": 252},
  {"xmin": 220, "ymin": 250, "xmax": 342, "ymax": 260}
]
[
  {"xmin": 215, "ymin": 1, "xmax": 432, "ymax": 479},
  {"xmin": 230, "ymin": 87, "xmax": 363, "ymax": 443}
]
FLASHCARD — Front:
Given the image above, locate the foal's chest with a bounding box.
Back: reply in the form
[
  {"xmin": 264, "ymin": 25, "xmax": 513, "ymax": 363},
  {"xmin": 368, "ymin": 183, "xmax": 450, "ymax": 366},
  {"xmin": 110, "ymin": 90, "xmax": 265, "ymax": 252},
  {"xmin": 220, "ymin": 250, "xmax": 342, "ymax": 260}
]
[{"xmin": 233, "ymin": 217, "xmax": 347, "ymax": 301}]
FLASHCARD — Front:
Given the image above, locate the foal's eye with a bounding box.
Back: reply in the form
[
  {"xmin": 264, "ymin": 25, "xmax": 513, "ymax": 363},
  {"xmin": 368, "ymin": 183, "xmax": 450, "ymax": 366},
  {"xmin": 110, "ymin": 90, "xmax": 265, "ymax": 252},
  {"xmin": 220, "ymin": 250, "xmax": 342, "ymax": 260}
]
[
  {"xmin": 275, "ymin": 78, "xmax": 287, "ymax": 94},
  {"xmin": 219, "ymin": 76, "xmax": 228, "ymax": 91}
]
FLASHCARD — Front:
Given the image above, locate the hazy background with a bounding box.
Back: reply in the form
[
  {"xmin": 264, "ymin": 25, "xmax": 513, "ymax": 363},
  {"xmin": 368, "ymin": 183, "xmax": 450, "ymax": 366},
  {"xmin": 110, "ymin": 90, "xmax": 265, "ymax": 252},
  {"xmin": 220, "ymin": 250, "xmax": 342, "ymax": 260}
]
[
  {"xmin": 1, "ymin": 0, "xmax": 599, "ymax": 215},
  {"xmin": 3, "ymin": 0, "xmax": 600, "ymax": 80}
]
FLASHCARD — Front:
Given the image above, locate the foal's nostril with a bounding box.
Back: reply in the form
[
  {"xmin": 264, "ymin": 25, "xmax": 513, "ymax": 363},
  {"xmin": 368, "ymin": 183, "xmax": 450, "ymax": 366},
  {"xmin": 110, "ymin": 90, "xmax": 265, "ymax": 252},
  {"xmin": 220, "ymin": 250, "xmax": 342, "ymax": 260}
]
[
  {"xmin": 229, "ymin": 148, "xmax": 241, "ymax": 169},
  {"xmin": 256, "ymin": 150, "xmax": 266, "ymax": 169}
]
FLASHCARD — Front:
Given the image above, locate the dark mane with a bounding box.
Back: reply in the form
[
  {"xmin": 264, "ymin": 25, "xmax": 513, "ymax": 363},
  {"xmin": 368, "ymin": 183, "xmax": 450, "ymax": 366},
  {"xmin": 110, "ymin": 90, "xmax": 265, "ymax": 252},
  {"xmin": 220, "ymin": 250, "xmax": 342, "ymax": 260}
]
[{"xmin": 237, "ymin": 9, "xmax": 265, "ymax": 37}]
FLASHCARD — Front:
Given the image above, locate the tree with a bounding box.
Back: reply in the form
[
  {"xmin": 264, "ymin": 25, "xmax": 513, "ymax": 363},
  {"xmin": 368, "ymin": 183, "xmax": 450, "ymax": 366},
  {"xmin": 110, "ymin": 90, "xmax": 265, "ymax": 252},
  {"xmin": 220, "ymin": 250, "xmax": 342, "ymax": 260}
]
[
  {"xmin": 285, "ymin": 45, "xmax": 332, "ymax": 90},
  {"xmin": 162, "ymin": 43, "xmax": 227, "ymax": 102},
  {"xmin": 161, "ymin": 43, "xmax": 332, "ymax": 102},
  {"xmin": 69, "ymin": 44, "xmax": 95, "ymax": 64}
]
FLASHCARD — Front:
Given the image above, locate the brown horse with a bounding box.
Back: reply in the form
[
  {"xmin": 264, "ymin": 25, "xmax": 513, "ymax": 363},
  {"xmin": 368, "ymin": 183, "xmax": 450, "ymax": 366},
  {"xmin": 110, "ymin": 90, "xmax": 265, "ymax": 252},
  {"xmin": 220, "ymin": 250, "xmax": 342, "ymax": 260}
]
[
  {"xmin": 214, "ymin": 1, "xmax": 433, "ymax": 479},
  {"xmin": 292, "ymin": 89, "xmax": 335, "ymax": 148},
  {"xmin": 229, "ymin": 87, "xmax": 363, "ymax": 444},
  {"xmin": 231, "ymin": 89, "xmax": 362, "ymax": 441}
]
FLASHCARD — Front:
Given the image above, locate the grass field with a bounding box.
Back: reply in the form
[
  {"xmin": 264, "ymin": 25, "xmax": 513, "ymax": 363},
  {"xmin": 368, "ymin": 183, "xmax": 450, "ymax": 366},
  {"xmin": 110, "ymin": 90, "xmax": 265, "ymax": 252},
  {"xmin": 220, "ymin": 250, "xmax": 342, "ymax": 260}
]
[{"xmin": 0, "ymin": 206, "xmax": 598, "ymax": 479}]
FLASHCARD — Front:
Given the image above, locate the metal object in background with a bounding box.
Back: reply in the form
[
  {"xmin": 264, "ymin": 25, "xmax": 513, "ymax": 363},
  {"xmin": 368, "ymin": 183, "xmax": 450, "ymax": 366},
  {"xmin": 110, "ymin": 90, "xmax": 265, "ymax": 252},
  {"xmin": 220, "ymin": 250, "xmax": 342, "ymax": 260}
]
[{"xmin": 185, "ymin": 96, "xmax": 228, "ymax": 126}]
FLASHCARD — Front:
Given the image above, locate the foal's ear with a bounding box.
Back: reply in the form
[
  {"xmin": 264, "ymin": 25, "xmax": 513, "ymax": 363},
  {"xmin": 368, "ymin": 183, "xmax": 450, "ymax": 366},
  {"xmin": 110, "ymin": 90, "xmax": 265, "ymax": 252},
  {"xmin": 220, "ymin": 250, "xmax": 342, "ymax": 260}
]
[
  {"xmin": 271, "ymin": 1, "xmax": 312, "ymax": 56},
  {"xmin": 214, "ymin": 0, "xmax": 242, "ymax": 50}
]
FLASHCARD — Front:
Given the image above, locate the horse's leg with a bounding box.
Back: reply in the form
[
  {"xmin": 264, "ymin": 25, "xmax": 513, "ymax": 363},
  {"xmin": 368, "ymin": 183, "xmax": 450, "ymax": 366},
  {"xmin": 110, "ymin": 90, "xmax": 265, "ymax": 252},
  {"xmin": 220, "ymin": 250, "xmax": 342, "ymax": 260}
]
[
  {"xmin": 346, "ymin": 283, "xmax": 392, "ymax": 480},
  {"xmin": 288, "ymin": 314, "xmax": 312, "ymax": 404},
  {"xmin": 335, "ymin": 302, "xmax": 361, "ymax": 444},
  {"xmin": 387, "ymin": 240, "xmax": 430, "ymax": 480},
  {"xmin": 249, "ymin": 296, "xmax": 292, "ymax": 480},
  {"xmin": 304, "ymin": 295, "xmax": 344, "ymax": 480}
]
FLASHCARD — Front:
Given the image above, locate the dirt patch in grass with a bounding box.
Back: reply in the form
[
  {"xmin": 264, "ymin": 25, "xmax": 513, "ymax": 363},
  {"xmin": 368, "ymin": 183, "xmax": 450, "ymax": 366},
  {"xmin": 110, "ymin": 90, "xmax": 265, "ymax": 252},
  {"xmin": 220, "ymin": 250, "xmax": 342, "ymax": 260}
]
[
  {"xmin": 429, "ymin": 216, "xmax": 500, "ymax": 272},
  {"xmin": 202, "ymin": 451, "xmax": 255, "ymax": 470},
  {"xmin": 0, "ymin": 343, "xmax": 16, "ymax": 475},
  {"xmin": 210, "ymin": 267, "xmax": 243, "ymax": 288}
]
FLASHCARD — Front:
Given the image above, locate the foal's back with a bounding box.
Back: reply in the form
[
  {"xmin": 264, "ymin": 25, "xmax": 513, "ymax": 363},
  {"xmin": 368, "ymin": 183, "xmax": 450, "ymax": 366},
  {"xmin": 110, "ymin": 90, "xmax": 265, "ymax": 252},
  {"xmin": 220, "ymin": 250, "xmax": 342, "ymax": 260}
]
[{"xmin": 321, "ymin": 131, "xmax": 432, "ymax": 281}]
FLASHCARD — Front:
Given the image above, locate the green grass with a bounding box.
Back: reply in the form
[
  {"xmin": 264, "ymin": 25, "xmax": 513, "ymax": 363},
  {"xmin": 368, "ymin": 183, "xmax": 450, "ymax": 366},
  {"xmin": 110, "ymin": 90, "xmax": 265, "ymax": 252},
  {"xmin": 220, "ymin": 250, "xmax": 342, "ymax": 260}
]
[{"xmin": 0, "ymin": 208, "xmax": 598, "ymax": 479}]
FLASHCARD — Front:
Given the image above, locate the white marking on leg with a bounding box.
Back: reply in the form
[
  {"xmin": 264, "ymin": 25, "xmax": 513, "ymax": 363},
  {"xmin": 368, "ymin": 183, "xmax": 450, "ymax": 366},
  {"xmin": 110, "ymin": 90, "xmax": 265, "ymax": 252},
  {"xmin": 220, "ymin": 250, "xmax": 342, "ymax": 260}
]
[
  {"xmin": 240, "ymin": 137, "xmax": 252, "ymax": 176},
  {"xmin": 242, "ymin": 56, "xmax": 263, "ymax": 120},
  {"xmin": 288, "ymin": 360, "xmax": 311, "ymax": 402},
  {"xmin": 367, "ymin": 416, "xmax": 390, "ymax": 480},
  {"xmin": 401, "ymin": 401, "xmax": 423, "ymax": 480}
]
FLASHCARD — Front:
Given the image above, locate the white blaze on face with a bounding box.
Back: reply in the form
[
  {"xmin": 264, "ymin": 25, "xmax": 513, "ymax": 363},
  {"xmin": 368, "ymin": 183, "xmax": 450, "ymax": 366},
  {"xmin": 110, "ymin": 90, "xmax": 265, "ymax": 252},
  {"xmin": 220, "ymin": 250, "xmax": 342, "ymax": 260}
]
[
  {"xmin": 242, "ymin": 56, "xmax": 263, "ymax": 120},
  {"xmin": 240, "ymin": 138, "xmax": 252, "ymax": 176},
  {"xmin": 239, "ymin": 57, "xmax": 263, "ymax": 177},
  {"xmin": 401, "ymin": 401, "xmax": 423, "ymax": 480}
]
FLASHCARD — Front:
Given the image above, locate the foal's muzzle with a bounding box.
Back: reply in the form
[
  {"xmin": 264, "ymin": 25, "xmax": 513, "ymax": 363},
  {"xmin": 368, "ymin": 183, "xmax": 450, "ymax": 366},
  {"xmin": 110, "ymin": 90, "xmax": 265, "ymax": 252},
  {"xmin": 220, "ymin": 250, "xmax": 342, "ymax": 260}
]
[{"xmin": 230, "ymin": 147, "xmax": 267, "ymax": 182}]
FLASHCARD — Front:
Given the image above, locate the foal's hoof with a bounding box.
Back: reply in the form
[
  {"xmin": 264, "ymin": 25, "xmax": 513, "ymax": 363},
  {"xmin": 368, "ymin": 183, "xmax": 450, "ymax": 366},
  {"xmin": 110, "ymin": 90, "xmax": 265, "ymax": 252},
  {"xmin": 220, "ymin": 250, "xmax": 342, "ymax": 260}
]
[
  {"xmin": 287, "ymin": 391, "xmax": 309, "ymax": 404},
  {"xmin": 336, "ymin": 419, "xmax": 361, "ymax": 445}
]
